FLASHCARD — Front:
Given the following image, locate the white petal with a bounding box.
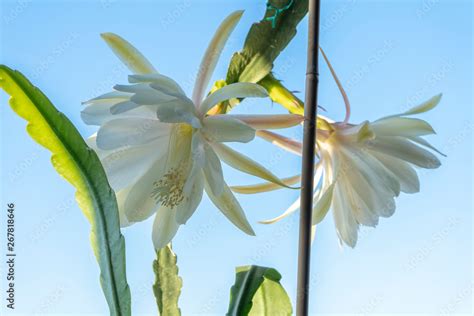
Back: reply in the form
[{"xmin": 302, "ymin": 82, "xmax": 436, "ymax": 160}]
[
  {"xmin": 204, "ymin": 179, "xmax": 255, "ymax": 236},
  {"xmin": 110, "ymin": 101, "xmax": 141, "ymax": 114},
  {"xmin": 408, "ymin": 136, "xmax": 446, "ymax": 157},
  {"xmin": 370, "ymin": 151, "xmax": 420, "ymax": 194},
  {"xmin": 82, "ymin": 102, "xmax": 155, "ymax": 126},
  {"xmin": 340, "ymin": 152, "xmax": 395, "ymax": 219},
  {"xmin": 202, "ymin": 146, "xmax": 225, "ymax": 197},
  {"xmin": 96, "ymin": 118, "xmax": 171, "ymax": 150},
  {"xmin": 115, "ymin": 186, "xmax": 133, "ymax": 227},
  {"xmin": 223, "ymin": 114, "xmax": 303, "ymax": 130},
  {"xmin": 257, "ymin": 130, "xmax": 302, "ymax": 156},
  {"xmin": 175, "ymin": 163, "xmax": 205, "ymax": 225},
  {"xmin": 123, "ymin": 158, "xmax": 166, "ymax": 223},
  {"xmin": 211, "ymin": 142, "xmax": 295, "ymax": 189},
  {"xmin": 332, "ymin": 182, "xmax": 359, "ymax": 248},
  {"xmin": 129, "ymin": 73, "xmax": 185, "ymax": 95},
  {"xmin": 338, "ymin": 174, "xmax": 378, "ymax": 227},
  {"xmin": 377, "ymin": 94, "xmax": 442, "ymax": 121},
  {"xmin": 202, "ymin": 115, "xmax": 255, "ymax": 143},
  {"xmin": 337, "ymin": 121, "xmax": 374, "ymax": 142},
  {"xmin": 101, "ymin": 32, "xmax": 157, "ymax": 74},
  {"xmin": 401, "ymin": 94, "xmax": 442, "ymax": 116},
  {"xmin": 101, "ymin": 144, "xmax": 162, "ymax": 191},
  {"xmin": 312, "ymin": 183, "xmax": 335, "ymax": 225},
  {"xmin": 192, "ymin": 10, "xmax": 243, "ymax": 106},
  {"xmin": 154, "ymin": 99, "xmax": 201, "ymax": 128},
  {"xmin": 371, "ymin": 117, "xmax": 435, "ymax": 137},
  {"xmin": 83, "ymin": 91, "xmax": 130, "ymax": 104},
  {"xmin": 368, "ymin": 136, "xmax": 441, "ymax": 169},
  {"xmin": 124, "ymin": 125, "xmax": 192, "ymax": 222},
  {"xmin": 152, "ymin": 207, "xmax": 180, "ymax": 250},
  {"xmin": 340, "ymin": 145, "xmax": 401, "ymax": 197},
  {"xmin": 199, "ymin": 82, "xmax": 267, "ymax": 114}
]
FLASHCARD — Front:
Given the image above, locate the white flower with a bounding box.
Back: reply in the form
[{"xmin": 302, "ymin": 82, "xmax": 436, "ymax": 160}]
[
  {"xmin": 82, "ymin": 11, "xmax": 302, "ymax": 249},
  {"xmin": 232, "ymin": 50, "xmax": 444, "ymax": 247}
]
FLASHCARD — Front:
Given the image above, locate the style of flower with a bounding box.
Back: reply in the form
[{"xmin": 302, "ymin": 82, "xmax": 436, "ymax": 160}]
[
  {"xmin": 232, "ymin": 49, "xmax": 444, "ymax": 247},
  {"xmin": 82, "ymin": 11, "xmax": 302, "ymax": 249}
]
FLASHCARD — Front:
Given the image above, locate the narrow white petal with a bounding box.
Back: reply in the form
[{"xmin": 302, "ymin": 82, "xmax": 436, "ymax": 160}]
[
  {"xmin": 101, "ymin": 32, "xmax": 157, "ymax": 74},
  {"xmin": 257, "ymin": 130, "xmax": 302, "ymax": 156},
  {"xmin": 204, "ymin": 179, "xmax": 255, "ymax": 235},
  {"xmin": 231, "ymin": 174, "xmax": 301, "ymax": 194},
  {"xmin": 202, "ymin": 115, "xmax": 255, "ymax": 143},
  {"xmin": 211, "ymin": 142, "xmax": 296, "ymax": 189},
  {"xmin": 199, "ymin": 82, "xmax": 267, "ymax": 114},
  {"xmin": 202, "ymin": 146, "xmax": 225, "ymax": 197},
  {"xmin": 224, "ymin": 114, "xmax": 303, "ymax": 130},
  {"xmin": 192, "ymin": 11, "xmax": 243, "ymax": 105},
  {"xmin": 259, "ymin": 197, "xmax": 301, "ymax": 224}
]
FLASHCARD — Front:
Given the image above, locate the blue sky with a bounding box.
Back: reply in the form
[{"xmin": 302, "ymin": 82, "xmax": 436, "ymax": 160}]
[{"xmin": 0, "ymin": 0, "xmax": 472, "ymax": 315}]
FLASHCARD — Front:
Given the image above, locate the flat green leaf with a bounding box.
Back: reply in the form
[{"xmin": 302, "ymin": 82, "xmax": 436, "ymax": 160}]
[
  {"xmin": 0, "ymin": 65, "xmax": 131, "ymax": 316},
  {"xmin": 153, "ymin": 244, "xmax": 182, "ymax": 316},
  {"xmin": 227, "ymin": 265, "xmax": 292, "ymax": 316},
  {"xmin": 226, "ymin": 0, "xmax": 308, "ymax": 84}
]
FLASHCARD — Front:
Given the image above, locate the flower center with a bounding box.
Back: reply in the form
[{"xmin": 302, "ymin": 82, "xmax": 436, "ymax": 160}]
[{"xmin": 151, "ymin": 167, "xmax": 185, "ymax": 209}]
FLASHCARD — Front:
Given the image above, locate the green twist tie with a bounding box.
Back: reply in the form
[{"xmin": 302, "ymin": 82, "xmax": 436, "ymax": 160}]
[{"xmin": 265, "ymin": 0, "xmax": 294, "ymax": 28}]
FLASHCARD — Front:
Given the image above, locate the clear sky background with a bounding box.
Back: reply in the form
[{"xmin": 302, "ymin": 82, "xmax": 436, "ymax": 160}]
[{"xmin": 0, "ymin": 0, "xmax": 472, "ymax": 315}]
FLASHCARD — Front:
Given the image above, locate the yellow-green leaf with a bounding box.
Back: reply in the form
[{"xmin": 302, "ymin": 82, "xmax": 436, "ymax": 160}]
[{"xmin": 0, "ymin": 65, "xmax": 131, "ymax": 316}]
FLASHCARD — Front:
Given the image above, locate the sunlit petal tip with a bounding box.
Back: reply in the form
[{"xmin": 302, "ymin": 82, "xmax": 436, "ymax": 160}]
[{"xmin": 100, "ymin": 33, "xmax": 157, "ymax": 75}]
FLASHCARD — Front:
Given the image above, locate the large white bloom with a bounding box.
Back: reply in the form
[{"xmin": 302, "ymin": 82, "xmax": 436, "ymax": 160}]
[
  {"xmin": 232, "ymin": 50, "xmax": 444, "ymax": 247},
  {"xmin": 82, "ymin": 11, "xmax": 302, "ymax": 249}
]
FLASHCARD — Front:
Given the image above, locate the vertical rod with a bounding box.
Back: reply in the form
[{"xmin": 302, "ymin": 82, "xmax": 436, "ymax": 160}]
[{"xmin": 296, "ymin": 0, "xmax": 320, "ymax": 315}]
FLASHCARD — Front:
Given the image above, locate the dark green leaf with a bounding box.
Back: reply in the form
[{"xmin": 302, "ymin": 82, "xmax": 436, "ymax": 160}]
[{"xmin": 227, "ymin": 265, "xmax": 292, "ymax": 316}]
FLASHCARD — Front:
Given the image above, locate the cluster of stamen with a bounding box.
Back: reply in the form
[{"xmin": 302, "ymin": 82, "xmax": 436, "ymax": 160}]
[{"xmin": 151, "ymin": 167, "xmax": 185, "ymax": 209}]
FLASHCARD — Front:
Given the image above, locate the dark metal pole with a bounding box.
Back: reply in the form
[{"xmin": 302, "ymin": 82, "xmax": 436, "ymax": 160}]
[{"xmin": 296, "ymin": 0, "xmax": 320, "ymax": 315}]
